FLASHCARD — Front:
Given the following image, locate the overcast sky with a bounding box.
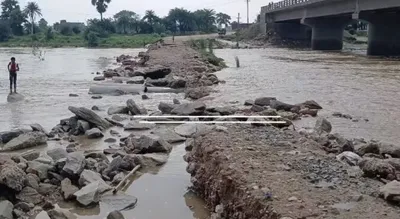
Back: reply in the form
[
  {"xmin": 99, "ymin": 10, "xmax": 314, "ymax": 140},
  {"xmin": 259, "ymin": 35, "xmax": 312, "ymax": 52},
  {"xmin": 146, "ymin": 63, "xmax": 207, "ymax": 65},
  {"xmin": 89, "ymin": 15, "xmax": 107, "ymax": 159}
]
[{"xmin": 17, "ymin": 0, "xmax": 277, "ymax": 24}]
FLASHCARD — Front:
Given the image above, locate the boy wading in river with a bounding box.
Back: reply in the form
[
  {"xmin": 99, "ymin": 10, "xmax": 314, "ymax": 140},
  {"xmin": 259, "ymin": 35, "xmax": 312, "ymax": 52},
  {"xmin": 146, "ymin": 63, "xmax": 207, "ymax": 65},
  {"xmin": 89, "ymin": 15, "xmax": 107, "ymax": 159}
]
[{"xmin": 7, "ymin": 57, "xmax": 19, "ymax": 94}]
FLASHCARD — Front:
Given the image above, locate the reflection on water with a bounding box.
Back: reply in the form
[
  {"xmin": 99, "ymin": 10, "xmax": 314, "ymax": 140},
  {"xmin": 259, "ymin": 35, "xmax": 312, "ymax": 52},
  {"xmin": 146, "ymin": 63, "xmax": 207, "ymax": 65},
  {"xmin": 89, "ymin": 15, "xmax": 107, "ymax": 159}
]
[
  {"xmin": 58, "ymin": 143, "xmax": 209, "ymax": 219},
  {"xmin": 213, "ymin": 45, "xmax": 400, "ymax": 144}
]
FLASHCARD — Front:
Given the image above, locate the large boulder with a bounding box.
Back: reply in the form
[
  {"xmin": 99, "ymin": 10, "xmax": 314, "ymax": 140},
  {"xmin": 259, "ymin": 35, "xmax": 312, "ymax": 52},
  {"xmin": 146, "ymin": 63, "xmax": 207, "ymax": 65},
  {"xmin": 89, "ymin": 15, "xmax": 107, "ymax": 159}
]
[
  {"xmin": 2, "ymin": 132, "xmax": 47, "ymax": 151},
  {"xmin": 124, "ymin": 122, "xmax": 155, "ymax": 131},
  {"xmin": 174, "ymin": 124, "xmax": 214, "ymax": 138},
  {"xmin": 171, "ymin": 102, "xmax": 206, "ymax": 115},
  {"xmin": 132, "ymin": 153, "xmax": 168, "ymax": 168},
  {"xmin": 102, "ymin": 194, "xmax": 138, "ymax": 212},
  {"xmin": 143, "ymin": 66, "xmax": 171, "ymax": 79},
  {"xmin": 127, "ymin": 76, "xmax": 145, "ymax": 84},
  {"xmin": 61, "ymin": 178, "xmax": 79, "ymax": 200},
  {"xmin": 74, "ymin": 181, "xmax": 102, "ymax": 206},
  {"xmin": 26, "ymin": 161, "xmax": 53, "ymax": 181},
  {"xmin": 207, "ymin": 106, "xmax": 236, "ymax": 116},
  {"xmin": 314, "ymin": 118, "xmax": 332, "ymax": 135},
  {"xmin": 185, "ymin": 87, "xmax": 210, "ymax": 100},
  {"xmin": 378, "ymin": 143, "xmax": 400, "ymax": 158},
  {"xmin": 21, "ymin": 150, "xmax": 40, "ymax": 161},
  {"xmin": 124, "ymin": 135, "xmax": 172, "ymax": 154},
  {"xmin": 254, "ymin": 97, "xmax": 277, "ymax": 106},
  {"xmin": 78, "ymin": 170, "xmax": 111, "ymax": 193},
  {"xmin": 126, "ymin": 99, "xmax": 142, "ymax": 115},
  {"xmin": 269, "ymin": 100, "xmax": 295, "ymax": 112},
  {"xmin": 36, "ymin": 211, "xmax": 51, "ymax": 219},
  {"xmin": 7, "ymin": 93, "xmax": 24, "ymax": 103},
  {"xmin": 359, "ymin": 158, "xmax": 396, "ymax": 180},
  {"xmin": 297, "ymin": 100, "xmax": 322, "ymax": 109},
  {"xmin": 0, "ymin": 200, "xmax": 13, "ymax": 219},
  {"xmin": 108, "ymin": 106, "xmax": 129, "ymax": 115},
  {"xmin": 158, "ymin": 102, "xmax": 175, "ymax": 114},
  {"xmin": 107, "ymin": 211, "xmax": 125, "ymax": 219},
  {"xmin": 63, "ymin": 152, "xmax": 86, "ymax": 178},
  {"xmin": 102, "ymin": 157, "xmax": 123, "ymax": 177},
  {"xmin": 0, "ymin": 129, "xmax": 27, "ymax": 144},
  {"xmin": 68, "ymin": 106, "xmax": 112, "ymax": 130},
  {"xmin": 46, "ymin": 148, "xmax": 68, "ymax": 161},
  {"xmin": 0, "ymin": 163, "xmax": 26, "ymax": 191},
  {"xmin": 151, "ymin": 127, "xmax": 186, "ymax": 143},
  {"xmin": 85, "ymin": 128, "xmax": 104, "ymax": 139},
  {"xmin": 380, "ymin": 180, "xmax": 400, "ymax": 204},
  {"xmin": 16, "ymin": 187, "xmax": 43, "ymax": 205},
  {"xmin": 354, "ymin": 142, "xmax": 380, "ymax": 156},
  {"xmin": 30, "ymin": 124, "xmax": 48, "ymax": 136}
]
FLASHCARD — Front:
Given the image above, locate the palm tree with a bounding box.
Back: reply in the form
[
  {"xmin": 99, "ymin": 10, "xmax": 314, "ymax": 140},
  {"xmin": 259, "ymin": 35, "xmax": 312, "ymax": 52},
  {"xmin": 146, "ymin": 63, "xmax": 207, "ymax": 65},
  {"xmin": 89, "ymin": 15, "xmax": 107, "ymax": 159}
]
[
  {"xmin": 23, "ymin": 1, "xmax": 42, "ymax": 35},
  {"xmin": 91, "ymin": 0, "xmax": 111, "ymax": 21},
  {"xmin": 142, "ymin": 10, "xmax": 159, "ymax": 26},
  {"xmin": 216, "ymin": 12, "xmax": 231, "ymax": 28}
]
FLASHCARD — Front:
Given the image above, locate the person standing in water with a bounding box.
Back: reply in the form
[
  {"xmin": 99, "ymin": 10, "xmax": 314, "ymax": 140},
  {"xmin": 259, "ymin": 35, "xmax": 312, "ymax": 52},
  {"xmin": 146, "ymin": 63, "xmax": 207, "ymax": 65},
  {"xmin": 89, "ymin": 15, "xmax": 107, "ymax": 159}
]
[{"xmin": 7, "ymin": 57, "xmax": 19, "ymax": 94}]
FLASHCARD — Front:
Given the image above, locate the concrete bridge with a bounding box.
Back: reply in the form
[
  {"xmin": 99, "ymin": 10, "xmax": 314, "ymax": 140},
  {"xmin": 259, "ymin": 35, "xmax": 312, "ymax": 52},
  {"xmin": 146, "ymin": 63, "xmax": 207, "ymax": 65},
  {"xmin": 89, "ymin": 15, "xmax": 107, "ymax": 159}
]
[{"xmin": 260, "ymin": 0, "xmax": 400, "ymax": 56}]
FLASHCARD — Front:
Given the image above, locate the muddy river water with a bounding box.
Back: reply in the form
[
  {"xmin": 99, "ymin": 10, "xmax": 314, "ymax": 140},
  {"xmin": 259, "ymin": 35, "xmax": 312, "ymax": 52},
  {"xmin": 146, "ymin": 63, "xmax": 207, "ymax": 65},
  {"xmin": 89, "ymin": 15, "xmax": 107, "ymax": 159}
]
[{"xmin": 0, "ymin": 44, "xmax": 399, "ymax": 218}]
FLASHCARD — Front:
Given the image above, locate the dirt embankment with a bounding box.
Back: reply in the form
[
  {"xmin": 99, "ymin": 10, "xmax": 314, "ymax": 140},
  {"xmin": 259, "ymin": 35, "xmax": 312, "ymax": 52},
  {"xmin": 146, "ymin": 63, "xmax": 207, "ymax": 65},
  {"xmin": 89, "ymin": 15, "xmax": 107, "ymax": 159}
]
[{"xmin": 187, "ymin": 124, "xmax": 400, "ymax": 219}]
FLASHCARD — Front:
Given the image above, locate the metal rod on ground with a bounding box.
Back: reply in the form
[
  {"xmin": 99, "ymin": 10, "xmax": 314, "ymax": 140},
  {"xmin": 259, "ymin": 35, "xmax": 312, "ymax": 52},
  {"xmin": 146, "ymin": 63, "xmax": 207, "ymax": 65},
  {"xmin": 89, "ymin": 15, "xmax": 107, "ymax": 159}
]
[{"xmin": 113, "ymin": 164, "xmax": 141, "ymax": 194}]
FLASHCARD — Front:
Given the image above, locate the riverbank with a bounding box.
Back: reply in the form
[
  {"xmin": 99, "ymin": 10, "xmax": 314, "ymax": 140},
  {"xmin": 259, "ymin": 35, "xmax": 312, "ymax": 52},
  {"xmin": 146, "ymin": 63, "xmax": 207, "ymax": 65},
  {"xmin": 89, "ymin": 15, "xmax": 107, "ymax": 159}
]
[{"xmin": 0, "ymin": 33, "xmax": 162, "ymax": 48}]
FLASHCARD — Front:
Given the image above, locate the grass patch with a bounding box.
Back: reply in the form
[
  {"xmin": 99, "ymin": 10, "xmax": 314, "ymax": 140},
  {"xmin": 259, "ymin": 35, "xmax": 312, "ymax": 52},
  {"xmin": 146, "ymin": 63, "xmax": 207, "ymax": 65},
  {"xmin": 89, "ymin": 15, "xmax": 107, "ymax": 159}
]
[
  {"xmin": 0, "ymin": 33, "xmax": 162, "ymax": 48},
  {"xmin": 188, "ymin": 39, "xmax": 226, "ymax": 68}
]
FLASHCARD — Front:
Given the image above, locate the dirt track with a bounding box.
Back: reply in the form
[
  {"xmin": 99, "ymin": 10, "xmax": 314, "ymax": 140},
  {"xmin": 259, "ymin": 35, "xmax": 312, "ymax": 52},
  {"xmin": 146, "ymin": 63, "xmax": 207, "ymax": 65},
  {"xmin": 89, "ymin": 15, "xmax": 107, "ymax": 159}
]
[{"xmin": 187, "ymin": 124, "xmax": 400, "ymax": 219}]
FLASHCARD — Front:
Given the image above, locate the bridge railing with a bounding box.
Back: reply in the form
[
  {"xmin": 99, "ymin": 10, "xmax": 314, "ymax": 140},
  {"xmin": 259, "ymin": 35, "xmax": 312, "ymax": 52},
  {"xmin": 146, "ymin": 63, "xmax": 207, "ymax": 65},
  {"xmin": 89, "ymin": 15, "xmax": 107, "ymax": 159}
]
[{"xmin": 265, "ymin": 0, "xmax": 320, "ymax": 12}]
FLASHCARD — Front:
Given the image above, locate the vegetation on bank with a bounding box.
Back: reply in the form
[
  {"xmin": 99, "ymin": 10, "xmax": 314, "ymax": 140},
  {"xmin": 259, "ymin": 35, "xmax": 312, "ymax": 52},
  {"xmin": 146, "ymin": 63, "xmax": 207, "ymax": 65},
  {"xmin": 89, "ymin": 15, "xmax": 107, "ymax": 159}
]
[
  {"xmin": 0, "ymin": 33, "xmax": 162, "ymax": 48},
  {"xmin": 188, "ymin": 39, "xmax": 226, "ymax": 68},
  {"xmin": 0, "ymin": 0, "xmax": 233, "ymax": 48}
]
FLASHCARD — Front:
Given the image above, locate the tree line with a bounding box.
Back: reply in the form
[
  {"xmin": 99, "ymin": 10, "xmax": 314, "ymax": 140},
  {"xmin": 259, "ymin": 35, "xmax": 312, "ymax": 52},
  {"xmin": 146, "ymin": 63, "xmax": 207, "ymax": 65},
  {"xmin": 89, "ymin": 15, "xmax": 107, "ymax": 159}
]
[{"xmin": 0, "ymin": 0, "xmax": 232, "ymax": 45}]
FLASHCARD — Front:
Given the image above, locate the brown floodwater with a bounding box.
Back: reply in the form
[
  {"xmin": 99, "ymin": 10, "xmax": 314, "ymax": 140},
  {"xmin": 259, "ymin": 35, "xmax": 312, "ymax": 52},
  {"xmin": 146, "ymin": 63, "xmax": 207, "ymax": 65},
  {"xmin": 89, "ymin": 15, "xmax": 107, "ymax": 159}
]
[
  {"xmin": 213, "ymin": 43, "xmax": 400, "ymax": 144},
  {"xmin": 0, "ymin": 48, "xmax": 209, "ymax": 219}
]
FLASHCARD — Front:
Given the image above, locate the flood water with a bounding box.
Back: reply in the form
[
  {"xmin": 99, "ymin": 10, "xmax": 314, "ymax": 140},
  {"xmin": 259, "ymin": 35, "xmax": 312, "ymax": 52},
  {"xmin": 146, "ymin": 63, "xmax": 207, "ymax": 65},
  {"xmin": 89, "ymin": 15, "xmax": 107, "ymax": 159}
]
[
  {"xmin": 0, "ymin": 48, "xmax": 208, "ymax": 219},
  {"xmin": 213, "ymin": 44, "xmax": 400, "ymax": 144},
  {"xmin": 1, "ymin": 43, "xmax": 400, "ymax": 218}
]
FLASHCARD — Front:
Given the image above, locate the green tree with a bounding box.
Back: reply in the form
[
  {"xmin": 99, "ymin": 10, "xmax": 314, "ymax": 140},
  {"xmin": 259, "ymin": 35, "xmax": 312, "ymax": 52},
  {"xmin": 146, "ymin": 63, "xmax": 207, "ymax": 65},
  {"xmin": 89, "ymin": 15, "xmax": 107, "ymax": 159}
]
[
  {"xmin": 38, "ymin": 18, "xmax": 47, "ymax": 30},
  {"xmin": 142, "ymin": 10, "xmax": 160, "ymax": 32},
  {"xmin": 87, "ymin": 31, "xmax": 99, "ymax": 47},
  {"xmin": 114, "ymin": 10, "xmax": 138, "ymax": 34},
  {"xmin": 1, "ymin": 0, "xmax": 26, "ymax": 36},
  {"xmin": 0, "ymin": 20, "xmax": 11, "ymax": 42},
  {"xmin": 166, "ymin": 8, "xmax": 196, "ymax": 33},
  {"xmin": 91, "ymin": 0, "xmax": 111, "ymax": 21},
  {"xmin": 23, "ymin": 1, "xmax": 42, "ymax": 35},
  {"xmin": 194, "ymin": 9, "xmax": 216, "ymax": 33},
  {"xmin": 216, "ymin": 12, "xmax": 231, "ymax": 28},
  {"xmin": 1, "ymin": 0, "xmax": 18, "ymax": 19}
]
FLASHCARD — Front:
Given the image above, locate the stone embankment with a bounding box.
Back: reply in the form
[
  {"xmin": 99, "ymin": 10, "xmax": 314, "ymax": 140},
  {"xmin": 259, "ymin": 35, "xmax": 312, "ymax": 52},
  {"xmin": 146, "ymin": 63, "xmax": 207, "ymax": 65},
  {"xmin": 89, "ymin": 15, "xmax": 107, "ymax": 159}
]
[{"xmin": 184, "ymin": 96, "xmax": 400, "ymax": 219}]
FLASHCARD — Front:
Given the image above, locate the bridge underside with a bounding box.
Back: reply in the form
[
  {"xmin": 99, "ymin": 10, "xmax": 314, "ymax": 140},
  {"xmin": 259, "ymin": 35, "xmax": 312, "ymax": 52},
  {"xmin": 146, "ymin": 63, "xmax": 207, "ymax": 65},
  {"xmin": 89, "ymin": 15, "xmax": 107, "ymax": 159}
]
[{"xmin": 261, "ymin": 1, "xmax": 400, "ymax": 56}]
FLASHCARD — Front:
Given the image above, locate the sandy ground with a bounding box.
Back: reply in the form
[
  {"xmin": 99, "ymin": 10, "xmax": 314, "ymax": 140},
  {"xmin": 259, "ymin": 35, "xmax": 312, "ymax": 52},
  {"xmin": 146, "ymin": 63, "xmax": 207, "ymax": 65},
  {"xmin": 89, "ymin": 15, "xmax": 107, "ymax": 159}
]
[{"xmin": 187, "ymin": 124, "xmax": 400, "ymax": 219}]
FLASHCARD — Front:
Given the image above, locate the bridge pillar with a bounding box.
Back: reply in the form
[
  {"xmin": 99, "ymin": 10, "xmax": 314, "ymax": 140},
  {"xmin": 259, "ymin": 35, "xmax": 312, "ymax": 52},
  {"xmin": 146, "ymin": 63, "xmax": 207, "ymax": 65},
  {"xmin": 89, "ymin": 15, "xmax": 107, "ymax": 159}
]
[
  {"xmin": 364, "ymin": 13, "xmax": 400, "ymax": 56},
  {"xmin": 302, "ymin": 17, "xmax": 350, "ymax": 50},
  {"xmin": 273, "ymin": 22, "xmax": 311, "ymax": 41}
]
